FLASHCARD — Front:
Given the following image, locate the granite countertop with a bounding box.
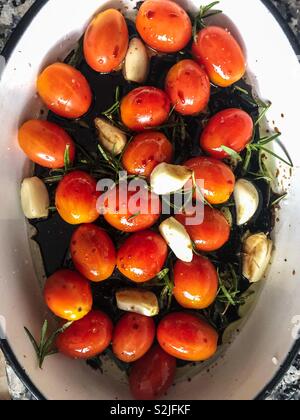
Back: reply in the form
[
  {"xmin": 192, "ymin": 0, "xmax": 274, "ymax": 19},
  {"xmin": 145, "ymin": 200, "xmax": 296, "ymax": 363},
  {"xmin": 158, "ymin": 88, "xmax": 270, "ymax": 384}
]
[{"xmin": 0, "ymin": 0, "xmax": 300, "ymax": 401}]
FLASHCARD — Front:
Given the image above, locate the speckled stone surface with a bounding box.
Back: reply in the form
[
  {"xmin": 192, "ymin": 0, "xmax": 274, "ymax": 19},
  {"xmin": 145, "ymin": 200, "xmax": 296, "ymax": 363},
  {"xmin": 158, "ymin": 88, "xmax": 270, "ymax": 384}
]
[{"xmin": 0, "ymin": 0, "xmax": 300, "ymax": 401}]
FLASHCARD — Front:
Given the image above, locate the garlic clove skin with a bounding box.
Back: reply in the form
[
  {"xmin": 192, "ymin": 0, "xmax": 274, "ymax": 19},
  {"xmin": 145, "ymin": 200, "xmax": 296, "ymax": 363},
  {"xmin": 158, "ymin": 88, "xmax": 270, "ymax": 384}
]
[
  {"xmin": 159, "ymin": 217, "xmax": 193, "ymax": 263},
  {"xmin": 95, "ymin": 118, "xmax": 127, "ymax": 156},
  {"xmin": 123, "ymin": 38, "xmax": 149, "ymax": 84},
  {"xmin": 234, "ymin": 178, "xmax": 259, "ymax": 226},
  {"xmin": 150, "ymin": 163, "xmax": 193, "ymax": 195},
  {"xmin": 243, "ymin": 233, "xmax": 273, "ymax": 283},
  {"xmin": 116, "ymin": 288, "xmax": 159, "ymax": 317},
  {"xmin": 21, "ymin": 177, "xmax": 50, "ymax": 219}
]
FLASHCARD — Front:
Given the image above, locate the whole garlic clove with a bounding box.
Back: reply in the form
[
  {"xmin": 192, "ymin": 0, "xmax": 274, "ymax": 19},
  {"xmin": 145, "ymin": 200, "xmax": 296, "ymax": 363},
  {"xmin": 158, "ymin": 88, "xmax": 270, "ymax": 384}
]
[
  {"xmin": 159, "ymin": 217, "xmax": 193, "ymax": 263},
  {"xmin": 21, "ymin": 177, "xmax": 50, "ymax": 219},
  {"xmin": 150, "ymin": 163, "xmax": 193, "ymax": 195},
  {"xmin": 234, "ymin": 179, "xmax": 259, "ymax": 226},
  {"xmin": 123, "ymin": 38, "xmax": 149, "ymax": 84},
  {"xmin": 243, "ymin": 233, "xmax": 273, "ymax": 283},
  {"xmin": 95, "ymin": 118, "xmax": 127, "ymax": 156},
  {"xmin": 116, "ymin": 288, "xmax": 159, "ymax": 317}
]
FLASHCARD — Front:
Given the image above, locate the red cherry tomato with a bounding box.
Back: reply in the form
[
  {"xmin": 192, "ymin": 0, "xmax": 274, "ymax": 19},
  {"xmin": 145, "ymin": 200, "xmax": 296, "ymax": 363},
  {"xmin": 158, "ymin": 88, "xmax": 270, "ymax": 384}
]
[
  {"xmin": 18, "ymin": 120, "xmax": 75, "ymax": 169},
  {"xmin": 112, "ymin": 313, "xmax": 155, "ymax": 363},
  {"xmin": 157, "ymin": 312, "xmax": 218, "ymax": 362},
  {"xmin": 136, "ymin": 0, "xmax": 192, "ymax": 53},
  {"xmin": 176, "ymin": 206, "xmax": 230, "ymax": 252},
  {"xmin": 44, "ymin": 269, "xmax": 93, "ymax": 321},
  {"xmin": 173, "ymin": 255, "xmax": 218, "ymax": 309},
  {"xmin": 129, "ymin": 345, "xmax": 176, "ymax": 400},
  {"xmin": 84, "ymin": 9, "xmax": 129, "ymax": 73},
  {"xmin": 55, "ymin": 171, "xmax": 99, "ymax": 225},
  {"xmin": 165, "ymin": 59, "xmax": 211, "ymax": 115},
  {"xmin": 37, "ymin": 63, "xmax": 92, "ymax": 119},
  {"xmin": 120, "ymin": 87, "xmax": 171, "ymax": 131},
  {"xmin": 122, "ymin": 131, "xmax": 173, "ymax": 177},
  {"xmin": 184, "ymin": 156, "xmax": 235, "ymax": 204},
  {"xmin": 56, "ymin": 310, "xmax": 113, "ymax": 359},
  {"xmin": 117, "ymin": 230, "xmax": 168, "ymax": 283},
  {"xmin": 200, "ymin": 108, "xmax": 254, "ymax": 159},
  {"xmin": 192, "ymin": 26, "xmax": 246, "ymax": 87},
  {"xmin": 70, "ymin": 224, "xmax": 116, "ymax": 282}
]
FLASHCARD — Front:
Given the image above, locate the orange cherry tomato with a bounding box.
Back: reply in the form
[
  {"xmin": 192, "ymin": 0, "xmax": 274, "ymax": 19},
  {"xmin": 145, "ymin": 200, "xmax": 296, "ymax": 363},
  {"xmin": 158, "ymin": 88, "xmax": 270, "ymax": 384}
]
[
  {"xmin": 129, "ymin": 345, "xmax": 176, "ymax": 400},
  {"xmin": 37, "ymin": 63, "xmax": 92, "ymax": 119},
  {"xmin": 165, "ymin": 59, "xmax": 211, "ymax": 116},
  {"xmin": 70, "ymin": 224, "xmax": 116, "ymax": 282},
  {"xmin": 55, "ymin": 171, "xmax": 99, "ymax": 225},
  {"xmin": 192, "ymin": 26, "xmax": 246, "ymax": 88},
  {"xmin": 112, "ymin": 313, "xmax": 155, "ymax": 363},
  {"xmin": 84, "ymin": 9, "xmax": 129, "ymax": 73},
  {"xmin": 176, "ymin": 206, "xmax": 230, "ymax": 252},
  {"xmin": 136, "ymin": 0, "xmax": 192, "ymax": 53},
  {"xmin": 56, "ymin": 310, "xmax": 113, "ymax": 359},
  {"xmin": 184, "ymin": 156, "xmax": 235, "ymax": 204},
  {"xmin": 157, "ymin": 312, "xmax": 218, "ymax": 362},
  {"xmin": 103, "ymin": 185, "xmax": 161, "ymax": 232},
  {"xmin": 18, "ymin": 120, "xmax": 75, "ymax": 169},
  {"xmin": 120, "ymin": 87, "xmax": 170, "ymax": 131},
  {"xmin": 173, "ymin": 255, "xmax": 218, "ymax": 310},
  {"xmin": 122, "ymin": 131, "xmax": 173, "ymax": 177},
  {"xmin": 117, "ymin": 230, "xmax": 168, "ymax": 283},
  {"xmin": 200, "ymin": 108, "xmax": 254, "ymax": 159},
  {"xmin": 44, "ymin": 269, "xmax": 92, "ymax": 321}
]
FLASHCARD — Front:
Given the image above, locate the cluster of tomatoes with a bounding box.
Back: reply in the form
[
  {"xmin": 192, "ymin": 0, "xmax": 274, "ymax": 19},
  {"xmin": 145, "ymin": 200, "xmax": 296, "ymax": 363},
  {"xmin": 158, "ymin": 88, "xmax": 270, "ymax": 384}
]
[{"xmin": 18, "ymin": 0, "xmax": 256, "ymax": 400}]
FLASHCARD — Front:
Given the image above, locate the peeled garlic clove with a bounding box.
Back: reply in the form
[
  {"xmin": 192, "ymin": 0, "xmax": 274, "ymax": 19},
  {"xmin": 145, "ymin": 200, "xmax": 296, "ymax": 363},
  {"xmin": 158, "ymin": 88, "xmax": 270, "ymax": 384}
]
[
  {"xmin": 95, "ymin": 118, "xmax": 127, "ymax": 156},
  {"xmin": 234, "ymin": 179, "xmax": 259, "ymax": 226},
  {"xmin": 116, "ymin": 288, "xmax": 159, "ymax": 317},
  {"xmin": 123, "ymin": 38, "xmax": 149, "ymax": 84},
  {"xmin": 243, "ymin": 233, "xmax": 273, "ymax": 283},
  {"xmin": 151, "ymin": 163, "xmax": 192, "ymax": 195},
  {"xmin": 21, "ymin": 177, "xmax": 50, "ymax": 219},
  {"xmin": 159, "ymin": 217, "xmax": 193, "ymax": 263}
]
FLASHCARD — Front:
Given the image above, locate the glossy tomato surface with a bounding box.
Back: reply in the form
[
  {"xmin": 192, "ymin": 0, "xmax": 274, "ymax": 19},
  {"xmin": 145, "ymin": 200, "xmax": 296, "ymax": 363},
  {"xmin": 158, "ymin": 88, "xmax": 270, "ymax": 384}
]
[
  {"xmin": 37, "ymin": 63, "xmax": 92, "ymax": 119},
  {"xmin": 129, "ymin": 345, "xmax": 176, "ymax": 400},
  {"xmin": 165, "ymin": 59, "xmax": 211, "ymax": 115},
  {"xmin": 55, "ymin": 171, "xmax": 99, "ymax": 225},
  {"xmin": 56, "ymin": 310, "xmax": 113, "ymax": 359},
  {"xmin": 70, "ymin": 224, "xmax": 116, "ymax": 282},
  {"xmin": 192, "ymin": 26, "xmax": 246, "ymax": 87},
  {"xmin": 136, "ymin": 0, "xmax": 192, "ymax": 53},
  {"xmin": 18, "ymin": 120, "xmax": 75, "ymax": 169},
  {"xmin": 44, "ymin": 269, "xmax": 92, "ymax": 321},
  {"xmin": 112, "ymin": 313, "xmax": 155, "ymax": 362},
  {"xmin": 120, "ymin": 87, "xmax": 170, "ymax": 131},
  {"xmin": 84, "ymin": 9, "xmax": 129, "ymax": 73},
  {"xmin": 117, "ymin": 230, "xmax": 167, "ymax": 282},
  {"xmin": 157, "ymin": 312, "xmax": 218, "ymax": 361}
]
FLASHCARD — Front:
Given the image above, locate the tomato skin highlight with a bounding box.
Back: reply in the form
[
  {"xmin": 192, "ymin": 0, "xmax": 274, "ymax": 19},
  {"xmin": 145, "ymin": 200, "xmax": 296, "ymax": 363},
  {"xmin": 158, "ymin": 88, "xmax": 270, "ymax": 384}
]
[
  {"xmin": 18, "ymin": 120, "xmax": 75, "ymax": 169},
  {"xmin": 112, "ymin": 313, "xmax": 155, "ymax": 363},
  {"xmin": 173, "ymin": 255, "xmax": 218, "ymax": 309},
  {"xmin": 117, "ymin": 230, "xmax": 168, "ymax": 283},
  {"xmin": 136, "ymin": 0, "xmax": 192, "ymax": 53},
  {"xmin": 44, "ymin": 269, "xmax": 93, "ymax": 321},
  {"xmin": 84, "ymin": 9, "xmax": 129, "ymax": 73},
  {"xmin": 184, "ymin": 156, "xmax": 235, "ymax": 205},
  {"xmin": 120, "ymin": 87, "xmax": 171, "ymax": 131},
  {"xmin": 122, "ymin": 131, "xmax": 173, "ymax": 177},
  {"xmin": 165, "ymin": 59, "xmax": 211, "ymax": 116},
  {"xmin": 56, "ymin": 310, "xmax": 113, "ymax": 359},
  {"xmin": 192, "ymin": 26, "xmax": 246, "ymax": 87},
  {"xmin": 37, "ymin": 63, "xmax": 92, "ymax": 119},
  {"xmin": 129, "ymin": 345, "xmax": 176, "ymax": 400},
  {"xmin": 157, "ymin": 312, "xmax": 218, "ymax": 362},
  {"xmin": 55, "ymin": 171, "xmax": 99, "ymax": 225},
  {"xmin": 200, "ymin": 108, "xmax": 254, "ymax": 159},
  {"xmin": 70, "ymin": 224, "xmax": 116, "ymax": 282}
]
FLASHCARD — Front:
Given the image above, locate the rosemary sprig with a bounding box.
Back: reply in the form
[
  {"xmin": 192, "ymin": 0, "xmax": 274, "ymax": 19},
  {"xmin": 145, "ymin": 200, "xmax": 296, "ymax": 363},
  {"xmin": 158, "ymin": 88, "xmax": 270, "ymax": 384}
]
[
  {"xmin": 271, "ymin": 192, "xmax": 288, "ymax": 207},
  {"xmin": 102, "ymin": 86, "xmax": 121, "ymax": 118},
  {"xmin": 97, "ymin": 144, "xmax": 123, "ymax": 175},
  {"xmin": 64, "ymin": 144, "xmax": 71, "ymax": 171},
  {"xmin": 159, "ymin": 272, "xmax": 174, "ymax": 311},
  {"xmin": 193, "ymin": 1, "xmax": 222, "ymax": 41},
  {"xmin": 221, "ymin": 145, "xmax": 243, "ymax": 162}
]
